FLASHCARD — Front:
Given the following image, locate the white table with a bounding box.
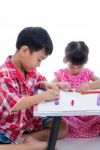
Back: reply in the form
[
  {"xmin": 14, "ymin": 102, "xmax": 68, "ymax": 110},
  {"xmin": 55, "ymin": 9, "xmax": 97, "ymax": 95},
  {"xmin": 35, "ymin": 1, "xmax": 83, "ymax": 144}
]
[{"xmin": 34, "ymin": 90, "xmax": 100, "ymax": 150}]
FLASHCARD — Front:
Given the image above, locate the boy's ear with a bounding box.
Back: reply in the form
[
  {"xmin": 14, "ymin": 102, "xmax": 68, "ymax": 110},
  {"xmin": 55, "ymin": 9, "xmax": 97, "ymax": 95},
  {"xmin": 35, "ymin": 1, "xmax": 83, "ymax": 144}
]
[
  {"xmin": 20, "ymin": 46, "xmax": 29, "ymax": 54},
  {"xmin": 19, "ymin": 46, "xmax": 30, "ymax": 58},
  {"xmin": 21, "ymin": 45, "xmax": 28, "ymax": 51}
]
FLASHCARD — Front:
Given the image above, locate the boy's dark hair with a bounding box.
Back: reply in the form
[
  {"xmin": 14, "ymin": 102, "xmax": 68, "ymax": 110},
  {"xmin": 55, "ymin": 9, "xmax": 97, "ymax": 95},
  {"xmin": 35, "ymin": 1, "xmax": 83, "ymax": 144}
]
[
  {"xmin": 16, "ymin": 27, "xmax": 53, "ymax": 55},
  {"xmin": 64, "ymin": 41, "xmax": 89, "ymax": 65}
]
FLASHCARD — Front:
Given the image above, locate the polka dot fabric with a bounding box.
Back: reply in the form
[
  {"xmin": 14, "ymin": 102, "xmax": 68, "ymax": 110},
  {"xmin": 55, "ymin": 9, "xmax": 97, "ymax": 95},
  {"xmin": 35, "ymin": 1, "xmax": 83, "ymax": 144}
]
[
  {"xmin": 54, "ymin": 68, "xmax": 100, "ymax": 137},
  {"xmin": 54, "ymin": 68, "xmax": 93, "ymax": 88}
]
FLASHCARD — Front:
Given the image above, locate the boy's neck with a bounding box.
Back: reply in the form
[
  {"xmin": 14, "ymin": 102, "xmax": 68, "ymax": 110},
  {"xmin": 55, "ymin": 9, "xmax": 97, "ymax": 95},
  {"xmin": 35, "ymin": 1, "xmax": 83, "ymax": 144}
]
[{"xmin": 11, "ymin": 54, "xmax": 26, "ymax": 79}]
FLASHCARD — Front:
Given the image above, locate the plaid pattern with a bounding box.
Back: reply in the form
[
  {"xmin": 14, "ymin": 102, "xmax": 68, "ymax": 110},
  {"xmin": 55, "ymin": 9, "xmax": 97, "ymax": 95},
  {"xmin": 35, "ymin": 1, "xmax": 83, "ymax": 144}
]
[{"xmin": 0, "ymin": 56, "xmax": 46, "ymax": 143}]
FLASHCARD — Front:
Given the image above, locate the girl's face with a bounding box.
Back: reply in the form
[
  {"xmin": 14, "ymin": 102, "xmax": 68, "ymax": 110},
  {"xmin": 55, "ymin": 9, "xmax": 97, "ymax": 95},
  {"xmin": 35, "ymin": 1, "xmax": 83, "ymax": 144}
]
[{"xmin": 67, "ymin": 62, "xmax": 84, "ymax": 75}]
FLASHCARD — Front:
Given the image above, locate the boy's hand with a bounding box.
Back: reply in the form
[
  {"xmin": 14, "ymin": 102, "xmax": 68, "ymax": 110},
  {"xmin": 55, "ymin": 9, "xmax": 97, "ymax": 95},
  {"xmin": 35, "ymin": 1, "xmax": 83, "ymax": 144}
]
[
  {"xmin": 42, "ymin": 89, "xmax": 60, "ymax": 101},
  {"xmin": 42, "ymin": 81, "xmax": 59, "ymax": 91}
]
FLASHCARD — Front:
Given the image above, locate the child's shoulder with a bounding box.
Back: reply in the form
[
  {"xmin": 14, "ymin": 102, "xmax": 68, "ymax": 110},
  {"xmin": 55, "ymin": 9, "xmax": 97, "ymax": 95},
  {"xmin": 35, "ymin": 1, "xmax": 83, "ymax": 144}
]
[
  {"xmin": 30, "ymin": 69, "xmax": 42, "ymax": 77},
  {"xmin": 81, "ymin": 68, "xmax": 94, "ymax": 77},
  {"xmin": 0, "ymin": 64, "xmax": 7, "ymax": 77},
  {"xmin": 54, "ymin": 68, "xmax": 67, "ymax": 74},
  {"xmin": 54, "ymin": 68, "xmax": 68, "ymax": 76},
  {"xmin": 0, "ymin": 64, "xmax": 10, "ymax": 84},
  {"xmin": 56, "ymin": 68, "xmax": 68, "ymax": 72},
  {"xmin": 82, "ymin": 68, "xmax": 93, "ymax": 73}
]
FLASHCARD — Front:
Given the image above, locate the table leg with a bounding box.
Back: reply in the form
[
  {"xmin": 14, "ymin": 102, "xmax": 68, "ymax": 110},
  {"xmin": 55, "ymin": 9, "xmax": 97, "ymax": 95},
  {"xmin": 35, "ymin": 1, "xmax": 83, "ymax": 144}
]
[{"xmin": 47, "ymin": 116, "xmax": 61, "ymax": 150}]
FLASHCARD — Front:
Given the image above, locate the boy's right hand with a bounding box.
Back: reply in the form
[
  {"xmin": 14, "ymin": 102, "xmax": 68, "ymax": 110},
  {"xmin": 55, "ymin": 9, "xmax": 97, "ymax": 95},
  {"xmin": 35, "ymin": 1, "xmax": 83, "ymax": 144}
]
[{"xmin": 41, "ymin": 89, "xmax": 60, "ymax": 101}]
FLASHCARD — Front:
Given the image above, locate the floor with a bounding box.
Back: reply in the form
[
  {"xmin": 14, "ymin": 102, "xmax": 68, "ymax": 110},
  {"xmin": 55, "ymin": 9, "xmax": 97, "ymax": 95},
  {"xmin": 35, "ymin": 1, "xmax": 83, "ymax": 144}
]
[{"xmin": 56, "ymin": 137, "xmax": 100, "ymax": 150}]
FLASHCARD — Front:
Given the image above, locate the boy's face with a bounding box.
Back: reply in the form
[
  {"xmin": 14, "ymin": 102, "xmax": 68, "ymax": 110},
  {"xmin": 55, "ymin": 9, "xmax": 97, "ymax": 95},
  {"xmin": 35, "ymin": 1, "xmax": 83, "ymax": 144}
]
[
  {"xmin": 20, "ymin": 46, "xmax": 47, "ymax": 71},
  {"xmin": 67, "ymin": 62, "xmax": 84, "ymax": 75}
]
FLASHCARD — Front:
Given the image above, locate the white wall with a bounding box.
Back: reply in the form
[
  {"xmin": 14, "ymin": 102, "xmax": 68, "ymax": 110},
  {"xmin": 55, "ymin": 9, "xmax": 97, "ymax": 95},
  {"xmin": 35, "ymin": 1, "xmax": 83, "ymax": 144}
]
[{"xmin": 0, "ymin": 0, "xmax": 100, "ymax": 81}]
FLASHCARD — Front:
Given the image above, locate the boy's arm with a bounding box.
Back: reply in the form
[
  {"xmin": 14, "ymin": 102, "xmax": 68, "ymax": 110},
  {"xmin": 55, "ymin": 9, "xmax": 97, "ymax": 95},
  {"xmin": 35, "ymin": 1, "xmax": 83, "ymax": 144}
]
[
  {"xmin": 0, "ymin": 77, "xmax": 60, "ymax": 113},
  {"xmin": 39, "ymin": 80, "xmax": 59, "ymax": 91},
  {"xmin": 11, "ymin": 89, "xmax": 60, "ymax": 112},
  {"xmin": 11, "ymin": 93, "xmax": 45, "ymax": 112}
]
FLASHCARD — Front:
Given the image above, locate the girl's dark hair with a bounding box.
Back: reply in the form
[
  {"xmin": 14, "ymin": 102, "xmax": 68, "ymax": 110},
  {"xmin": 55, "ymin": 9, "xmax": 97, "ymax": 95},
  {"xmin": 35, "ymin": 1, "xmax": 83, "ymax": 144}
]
[
  {"xmin": 16, "ymin": 27, "xmax": 53, "ymax": 55},
  {"xmin": 64, "ymin": 41, "xmax": 89, "ymax": 65}
]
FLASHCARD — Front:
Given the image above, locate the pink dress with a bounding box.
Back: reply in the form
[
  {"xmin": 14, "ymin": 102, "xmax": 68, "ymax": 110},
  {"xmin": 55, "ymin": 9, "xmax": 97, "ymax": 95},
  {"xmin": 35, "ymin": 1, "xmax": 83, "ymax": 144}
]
[{"xmin": 54, "ymin": 68, "xmax": 100, "ymax": 137}]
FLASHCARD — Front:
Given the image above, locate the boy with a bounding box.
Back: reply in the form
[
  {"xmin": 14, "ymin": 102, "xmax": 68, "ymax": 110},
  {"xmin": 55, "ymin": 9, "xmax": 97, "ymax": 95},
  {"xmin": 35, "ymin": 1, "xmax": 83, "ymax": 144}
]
[{"xmin": 0, "ymin": 27, "xmax": 67, "ymax": 147}]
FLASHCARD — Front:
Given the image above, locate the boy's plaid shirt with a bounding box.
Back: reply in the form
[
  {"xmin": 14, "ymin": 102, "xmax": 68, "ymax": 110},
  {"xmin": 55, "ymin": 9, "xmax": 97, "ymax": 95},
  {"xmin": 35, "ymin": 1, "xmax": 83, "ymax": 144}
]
[{"xmin": 0, "ymin": 56, "xmax": 46, "ymax": 143}]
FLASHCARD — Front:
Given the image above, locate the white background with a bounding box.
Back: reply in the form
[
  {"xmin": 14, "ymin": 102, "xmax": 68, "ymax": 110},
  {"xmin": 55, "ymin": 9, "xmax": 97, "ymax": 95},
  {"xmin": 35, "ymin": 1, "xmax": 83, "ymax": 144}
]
[{"xmin": 0, "ymin": 0, "xmax": 100, "ymax": 81}]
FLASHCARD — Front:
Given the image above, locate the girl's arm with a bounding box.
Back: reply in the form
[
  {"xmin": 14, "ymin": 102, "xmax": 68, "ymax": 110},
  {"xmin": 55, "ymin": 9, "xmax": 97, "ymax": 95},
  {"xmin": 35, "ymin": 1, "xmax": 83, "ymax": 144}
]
[
  {"xmin": 87, "ymin": 79, "xmax": 100, "ymax": 90},
  {"xmin": 51, "ymin": 77, "xmax": 59, "ymax": 82},
  {"xmin": 91, "ymin": 75, "xmax": 100, "ymax": 81},
  {"xmin": 76, "ymin": 76, "xmax": 100, "ymax": 92}
]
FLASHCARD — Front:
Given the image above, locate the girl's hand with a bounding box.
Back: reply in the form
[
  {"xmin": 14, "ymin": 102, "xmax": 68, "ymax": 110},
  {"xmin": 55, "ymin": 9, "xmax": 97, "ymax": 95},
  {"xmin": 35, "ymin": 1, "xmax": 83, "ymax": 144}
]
[
  {"xmin": 76, "ymin": 83, "xmax": 90, "ymax": 92},
  {"xmin": 58, "ymin": 82, "xmax": 71, "ymax": 90}
]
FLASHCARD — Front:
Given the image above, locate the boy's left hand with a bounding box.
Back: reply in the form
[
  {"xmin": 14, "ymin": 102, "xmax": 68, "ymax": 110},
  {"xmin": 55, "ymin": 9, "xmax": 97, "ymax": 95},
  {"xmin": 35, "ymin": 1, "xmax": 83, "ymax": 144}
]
[{"xmin": 42, "ymin": 81, "xmax": 60, "ymax": 91}]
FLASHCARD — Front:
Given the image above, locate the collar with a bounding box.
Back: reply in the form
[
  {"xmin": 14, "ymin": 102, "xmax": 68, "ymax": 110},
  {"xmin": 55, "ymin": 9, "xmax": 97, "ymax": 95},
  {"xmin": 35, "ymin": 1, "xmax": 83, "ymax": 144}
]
[{"xmin": 4, "ymin": 56, "xmax": 36, "ymax": 81}]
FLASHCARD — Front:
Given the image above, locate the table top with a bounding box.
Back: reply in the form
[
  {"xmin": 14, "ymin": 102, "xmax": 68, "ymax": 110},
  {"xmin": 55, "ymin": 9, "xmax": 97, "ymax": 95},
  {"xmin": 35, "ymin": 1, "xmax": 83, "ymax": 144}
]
[{"xmin": 34, "ymin": 90, "xmax": 100, "ymax": 117}]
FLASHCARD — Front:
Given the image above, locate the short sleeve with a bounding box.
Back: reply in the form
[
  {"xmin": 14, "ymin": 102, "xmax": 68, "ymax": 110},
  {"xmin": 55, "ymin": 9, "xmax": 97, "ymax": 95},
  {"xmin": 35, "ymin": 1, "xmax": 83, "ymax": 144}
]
[
  {"xmin": 0, "ymin": 78, "xmax": 22, "ymax": 112},
  {"xmin": 84, "ymin": 69, "xmax": 94, "ymax": 80},
  {"xmin": 54, "ymin": 69, "xmax": 65, "ymax": 81}
]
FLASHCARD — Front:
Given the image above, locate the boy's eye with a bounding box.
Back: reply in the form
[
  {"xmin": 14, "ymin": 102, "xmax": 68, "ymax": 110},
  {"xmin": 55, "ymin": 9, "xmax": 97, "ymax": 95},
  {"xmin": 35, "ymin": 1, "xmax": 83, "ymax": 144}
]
[
  {"xmin": 37, "ymin": 59, "xmax": 42, "ymax": 62},
  {"xmin": 78, "ymin": 67, "xmax": 82, "ymax": 69}
]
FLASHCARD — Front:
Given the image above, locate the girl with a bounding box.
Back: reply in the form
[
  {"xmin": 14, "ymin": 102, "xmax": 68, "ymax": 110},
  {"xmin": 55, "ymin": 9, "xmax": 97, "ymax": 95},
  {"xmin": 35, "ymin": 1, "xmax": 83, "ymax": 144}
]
[
  {"xmin": 52, "ymin": 41, "xmax": 100, "ymax": 138},
  {"xmin": 52, "ymin": 41, "xmax": 99, "ymax": 90}
]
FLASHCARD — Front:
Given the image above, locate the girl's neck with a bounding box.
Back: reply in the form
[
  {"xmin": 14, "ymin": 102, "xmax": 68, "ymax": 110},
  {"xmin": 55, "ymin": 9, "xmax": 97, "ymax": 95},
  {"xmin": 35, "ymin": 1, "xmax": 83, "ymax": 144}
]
[{"xmin": 67, "ymin": 67, "xmax": 84, "ymax": 76}]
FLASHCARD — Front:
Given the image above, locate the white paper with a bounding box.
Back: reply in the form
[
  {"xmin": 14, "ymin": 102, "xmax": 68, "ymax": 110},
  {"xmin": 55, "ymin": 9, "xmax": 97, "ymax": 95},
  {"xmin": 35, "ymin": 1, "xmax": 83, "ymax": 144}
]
[{"xmin": 34, "ymin": 90, "xmax": 100, "ymax": 116}]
